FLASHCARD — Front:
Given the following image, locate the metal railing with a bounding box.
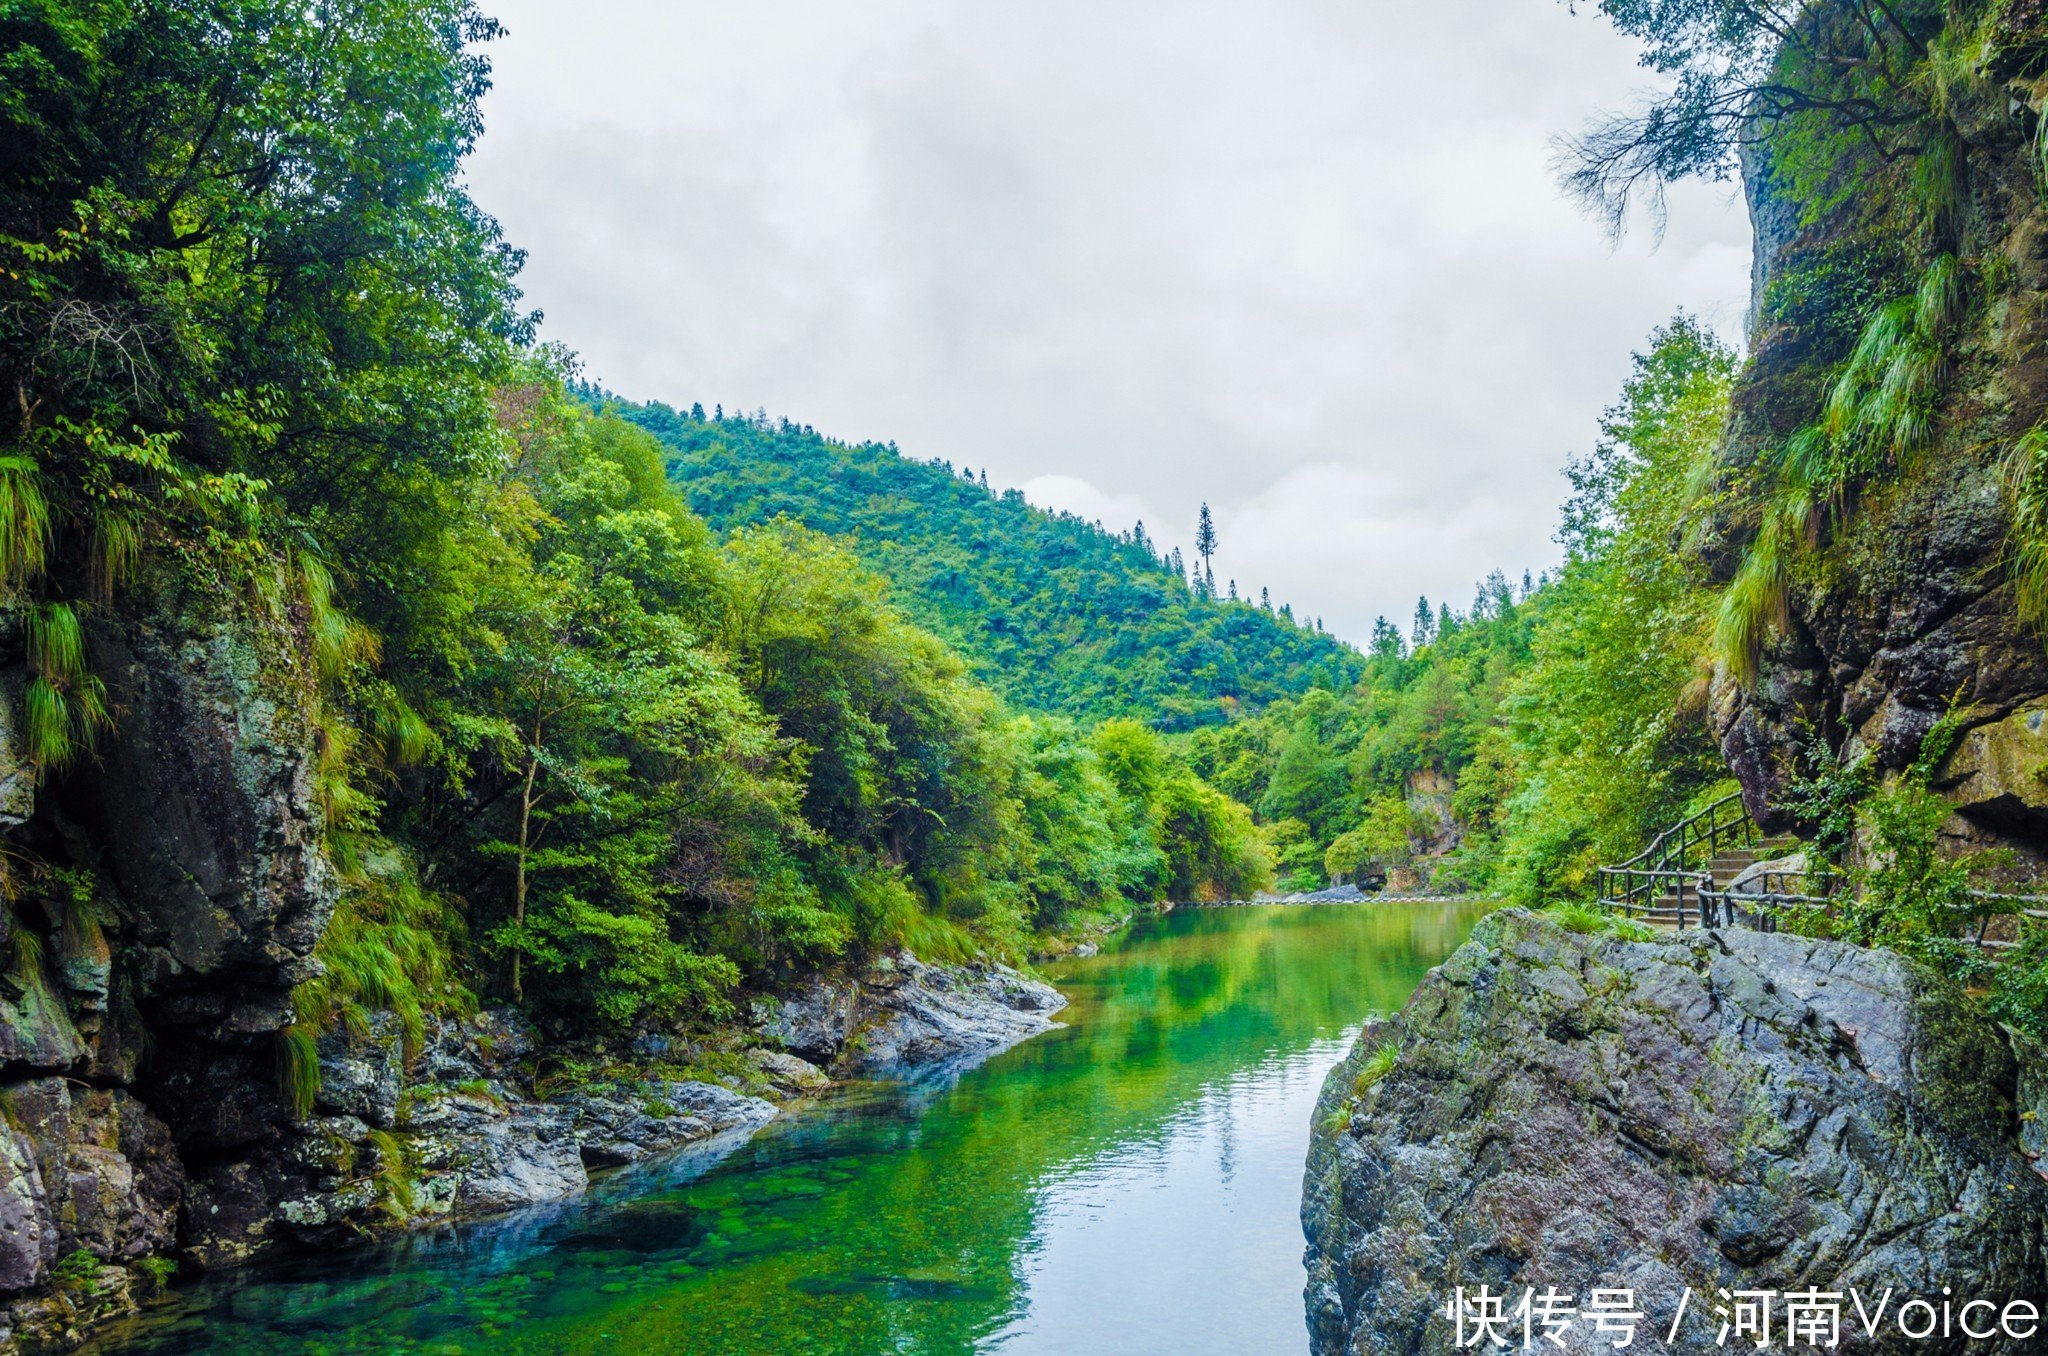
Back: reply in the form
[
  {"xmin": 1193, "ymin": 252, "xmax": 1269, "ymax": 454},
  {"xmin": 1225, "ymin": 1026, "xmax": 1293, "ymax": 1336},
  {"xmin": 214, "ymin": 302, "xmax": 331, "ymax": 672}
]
[
  {"xmin": 1600, "ymin": 795, "xmax": 2048, "ymax": 953},
  {"xmin": 1598, "ymin": 792, "xmax": 1758, "ymax": 925},
  {"xmin": 1690, "ymin": 872, "xmax": 2048, "ymax": 956}
]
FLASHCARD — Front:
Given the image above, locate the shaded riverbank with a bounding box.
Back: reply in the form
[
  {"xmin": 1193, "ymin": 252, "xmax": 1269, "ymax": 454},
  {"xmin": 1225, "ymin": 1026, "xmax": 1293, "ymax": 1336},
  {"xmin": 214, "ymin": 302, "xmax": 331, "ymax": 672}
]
[{"xmin": 89, "ymin": 902, "xmax": 1488, "ymax": 1356}]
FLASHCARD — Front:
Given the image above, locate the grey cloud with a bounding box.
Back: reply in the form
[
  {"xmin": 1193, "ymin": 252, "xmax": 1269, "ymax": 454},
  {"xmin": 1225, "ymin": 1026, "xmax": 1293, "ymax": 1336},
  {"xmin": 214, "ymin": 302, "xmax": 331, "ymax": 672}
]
[{"xmin": 465, "ymin": 0, "xmax": 1752, "ymax": 644}]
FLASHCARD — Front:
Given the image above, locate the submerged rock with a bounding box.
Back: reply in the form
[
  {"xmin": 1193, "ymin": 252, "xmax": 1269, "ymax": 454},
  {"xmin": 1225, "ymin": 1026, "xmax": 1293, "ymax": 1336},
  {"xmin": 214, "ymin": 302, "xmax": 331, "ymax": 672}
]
[{"xmin": 1304, "ymin": 910, "xmax": 2048, "ymax": 1356}]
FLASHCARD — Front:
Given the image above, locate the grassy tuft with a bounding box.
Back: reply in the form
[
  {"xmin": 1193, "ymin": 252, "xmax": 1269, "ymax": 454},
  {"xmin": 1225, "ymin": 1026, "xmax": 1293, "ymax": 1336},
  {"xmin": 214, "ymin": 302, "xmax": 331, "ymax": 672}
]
[
  {"xmin": 851, "ymin": 868, "xmax": 978, "ymax": 964},
  {"xmin": 299, "ymin": 556, "xmax": 380, "ymax": 683},
  {"xmin": 367, "ymin": 1129, "xmax": 416, "ymax": 1219},
  {"xmin": 1915, "ymin": 253, "xmax": 1966, "ymax": 337},
  {"xmin": 1716, "ymin": 514, "xmax": 1794, "ymax": 687},
  {"xmin": 275, "ymin": 1023, "xmax": 320, "ymax": 1120},
  {"xmin": 294, "ymin": 850, "xmax": 472, "ymax": 1053},
  {"xmin": 22, "ymin": 603, "xmax": 110, "ymax": 772},
  {"xmin": 1719, "ymin": 254, "xmax": 1969, "ymax": 688},
  {"xmin": 51, "ymin": 1249, "xmax": 101, "ymax": 1292},
  {"xmin": 2006, "ymin": 427, "xmax": 2048, "ymax": 632},
  {"xmin": 88, "ymin": 509, "xmax": 141, "ymax": 601},
  {"xmin": 1545, "ymin": 900, "xmax": 1609, "ymax": 934},
  {"xmin": 1912, "ymin": 123, "xmax": 1968, "ymax": 247},
  {"xmin": 27, "ymin": 602, "xmax": 86, "ymax": 688},
  {"xmin": 21, "ymin": 678, "xmax": 75, "ymax": 772},
  {"xmin": 8, "ymin": 923, "xmax": 42, "ymax": 985},
  {"xmin": 0, "ymin": 457, "xmax": 50, "ymax": 593},
  {"xmin": 370, "ymin": 693, "xmax": 433, "ymax": 769},
  {"xmin": 1351, "ymin": 1040, "xmax": 1400, "ymax": 1095}
]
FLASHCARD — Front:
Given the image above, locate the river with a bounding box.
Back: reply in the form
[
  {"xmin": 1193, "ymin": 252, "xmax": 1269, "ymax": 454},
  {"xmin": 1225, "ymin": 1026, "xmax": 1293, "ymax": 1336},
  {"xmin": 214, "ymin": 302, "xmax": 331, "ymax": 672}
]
[{"xmin": 91, "ymin": 901, "xmax": 1488, "ymax": 1356}]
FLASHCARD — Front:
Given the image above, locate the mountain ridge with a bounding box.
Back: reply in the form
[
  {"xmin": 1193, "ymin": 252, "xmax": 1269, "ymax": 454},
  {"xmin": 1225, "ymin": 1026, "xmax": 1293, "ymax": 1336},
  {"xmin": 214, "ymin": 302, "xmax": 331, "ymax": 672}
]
[{"xmin": 608, "ymin": 397, "xmax": 1365, "ymax": 728}]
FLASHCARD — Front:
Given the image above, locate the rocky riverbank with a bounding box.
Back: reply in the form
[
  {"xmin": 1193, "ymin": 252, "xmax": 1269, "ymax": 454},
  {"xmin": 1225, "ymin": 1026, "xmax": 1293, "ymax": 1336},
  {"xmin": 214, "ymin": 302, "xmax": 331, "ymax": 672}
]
[
  {"xmin": 1304, "ymin": 910, "xmax": 2048, "ymax": 1356},
  {"xmin": 259, "ymin": 948, "xmax": 1065, "ymax": 1250},
  {"xmin": 0, "ymin": 951, "xmax": 1064, "ymax": 1355},
  {"xmin": 752, "ymin": 951, "xmax": 1066, "ymax": 1081}
]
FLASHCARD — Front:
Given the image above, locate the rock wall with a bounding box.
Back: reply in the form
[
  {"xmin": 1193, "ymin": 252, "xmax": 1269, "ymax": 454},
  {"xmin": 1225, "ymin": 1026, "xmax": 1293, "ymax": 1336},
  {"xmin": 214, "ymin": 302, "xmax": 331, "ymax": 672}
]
[
  {"xmin": 1709, "ymin": 9, "xmax": 2048, "ymax": 858},
  {"xmin": 1304, "ymin": 911, "xmax": 2048, "ymax": 1355},
  {"xmin": 0, "ymin": 581, "xmax": 335, "ymax": 1348}
]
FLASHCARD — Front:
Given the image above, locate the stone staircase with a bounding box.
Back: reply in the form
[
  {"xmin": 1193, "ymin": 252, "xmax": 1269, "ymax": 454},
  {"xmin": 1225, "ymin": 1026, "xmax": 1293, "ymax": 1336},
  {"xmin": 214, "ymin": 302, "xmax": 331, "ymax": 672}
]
[{"xmin": 1638, "ymin": 838, "xmax": 1796, "ymax": 927}]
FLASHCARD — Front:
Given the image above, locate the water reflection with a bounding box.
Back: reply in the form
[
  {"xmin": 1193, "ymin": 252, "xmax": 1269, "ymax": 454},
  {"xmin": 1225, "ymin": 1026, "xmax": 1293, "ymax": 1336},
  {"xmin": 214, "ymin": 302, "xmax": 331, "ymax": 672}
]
[{"xmin": 92, "ymin": 902, "xmax": 1487, "ymax": 1356}]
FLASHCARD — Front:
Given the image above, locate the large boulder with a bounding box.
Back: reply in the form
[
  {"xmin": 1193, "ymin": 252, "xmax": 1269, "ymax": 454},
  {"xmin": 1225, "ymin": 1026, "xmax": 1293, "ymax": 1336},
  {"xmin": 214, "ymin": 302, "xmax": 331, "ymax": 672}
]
[
  {"xmin": 751, "ymin": 952, "xmax": 1067, "ymax": 1078},
  {"xmin": 750, "ymin": 978, "xmax": 860, "ymax": 1067},
  {"xmin": 837, "ymin": 954, "xmax": 1066, "ymax": 1077},
  {"xmin": 314, "ymin": 1013, "xmax": 404, "ymax": 1129},
  {"xmin": 0, "ymin": 1080, "xmax": 180, "ymax": 1292},
  {"xmin": 414, "ymin": 1006, "xmax": 534, "ymax": 1088},
  {"xmin": 559, "ymin": 1080, "xmax": 776, "ymax": 1168},
  {"xmin": 0, "ymin": 971, "xmax": 85, "ymax": 1075},
  {"xmin": 1933, "ymin": 704, "xmax": 2048, "ymax": 832},
  {"xmin": 0, "ymin": 1127, "xmax": 51, "ymax": 1293},
  {"xmin": 406, "ymin": 1092, "xmax": 586, "ymax": 1216},
  {"xmin": 5, "ymin": 1082, "xmax": 181, "ymax": 1268},
  {"xmin": 1304, "ymin": 911, "xmax": 2048, "ymax": 1355}
]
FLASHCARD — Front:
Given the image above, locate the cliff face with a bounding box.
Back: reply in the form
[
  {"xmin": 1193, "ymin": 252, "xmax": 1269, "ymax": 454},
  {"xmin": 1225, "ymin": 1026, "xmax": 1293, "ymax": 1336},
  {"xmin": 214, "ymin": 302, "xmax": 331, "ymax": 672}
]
[
  {"xmin": 1303, "ymin": 911, "xmax": 2048, "ymax": 1356},
  {"xmin": 0, "ymin": 581, "xmax": 756, "ymax": 1342},
  {"xmin": 1710, "ymin": 10, "xmax": 2048, "ymax": 856},
  {"xmin": 0, "ymin": 580, "xmax": 333, "ymax": 1344}
]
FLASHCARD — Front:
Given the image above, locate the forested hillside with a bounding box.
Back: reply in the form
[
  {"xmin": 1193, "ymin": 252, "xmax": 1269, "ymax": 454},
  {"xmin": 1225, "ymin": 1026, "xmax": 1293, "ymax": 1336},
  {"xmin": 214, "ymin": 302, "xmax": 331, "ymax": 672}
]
[
  {"xmin": 0, "ymin": 1, "xmax": 1302, "ymax": 1305},
  {"xmin": 593, "ymin": 318, "xmax": 1747, "ymax": 913},
  {"xmin": 608, "ymin": 399, "xmax": 1363, "ymax": 728}
]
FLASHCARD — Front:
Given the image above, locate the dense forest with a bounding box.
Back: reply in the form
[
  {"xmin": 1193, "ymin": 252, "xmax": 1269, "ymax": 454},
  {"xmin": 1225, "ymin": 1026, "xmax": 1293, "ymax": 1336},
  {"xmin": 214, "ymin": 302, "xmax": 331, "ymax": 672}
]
[
  {"xmin": 0, "ymin": 0, "xmax": 1275, "ymax": 1056},
  {"xmin": 610, "ymin": 398, "xmax": 1363, "ymax": 729},
  {"xmin": 598, "ymin": 338, "xmax": 1740, "ymax": 914}
]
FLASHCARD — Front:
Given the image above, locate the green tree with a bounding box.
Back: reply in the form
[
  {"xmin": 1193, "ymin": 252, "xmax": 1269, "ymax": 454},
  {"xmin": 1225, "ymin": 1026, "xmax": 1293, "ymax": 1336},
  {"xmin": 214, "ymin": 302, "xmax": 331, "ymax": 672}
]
[
  {"xmin": 1493, "ymin": 316, "xmax": 1737, "ymax": 901},
  {"xmin": 1557, "ymin": 1, "xmax": 1946, "ymax": 234},
  {"xmin": 1411, "ymin": 597, "xmax": 1436, "ymax": 648}
]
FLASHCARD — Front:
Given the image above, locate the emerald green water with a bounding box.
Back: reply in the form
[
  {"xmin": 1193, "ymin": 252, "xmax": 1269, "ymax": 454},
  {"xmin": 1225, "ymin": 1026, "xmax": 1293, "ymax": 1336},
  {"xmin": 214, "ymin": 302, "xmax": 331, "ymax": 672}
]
[{"xmin": 94, "ymin": 902, "xmax": 1485, "ymax": 1356}]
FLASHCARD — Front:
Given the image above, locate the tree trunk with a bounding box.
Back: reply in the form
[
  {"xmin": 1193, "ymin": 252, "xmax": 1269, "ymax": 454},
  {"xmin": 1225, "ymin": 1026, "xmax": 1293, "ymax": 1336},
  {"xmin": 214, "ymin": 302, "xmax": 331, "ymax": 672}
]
[{"xmin": 513, "ymin": 741, "xmax": 540, "ymax": 1003}]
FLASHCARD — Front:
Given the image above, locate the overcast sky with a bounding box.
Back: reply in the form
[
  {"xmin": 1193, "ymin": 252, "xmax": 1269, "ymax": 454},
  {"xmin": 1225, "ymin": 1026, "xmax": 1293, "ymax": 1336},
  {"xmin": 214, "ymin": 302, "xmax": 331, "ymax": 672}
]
[{"xmin": 465, "ymin": 0, "xmax": 1753, "ymax": 645}]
